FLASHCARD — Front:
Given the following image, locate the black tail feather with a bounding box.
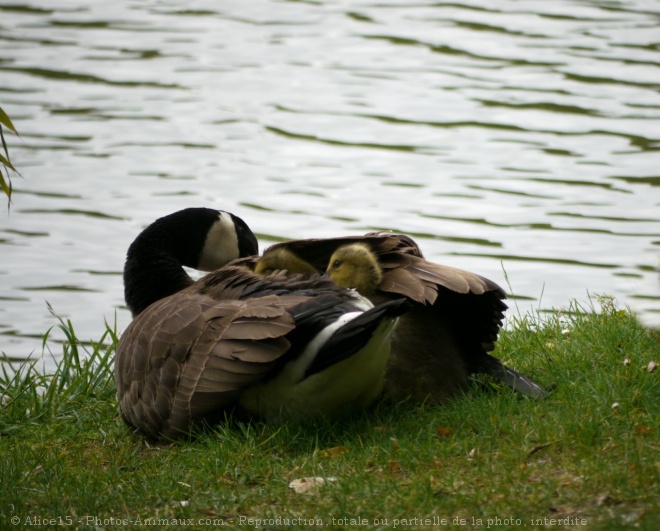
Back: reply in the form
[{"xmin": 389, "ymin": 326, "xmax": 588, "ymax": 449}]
[
  {"xmin": 483, "ymin": 355, "xmax": 549, "ymax": 399},
  {"xmin": 304, "ymin": 298, "xmax": 410, "ymax": 378}
]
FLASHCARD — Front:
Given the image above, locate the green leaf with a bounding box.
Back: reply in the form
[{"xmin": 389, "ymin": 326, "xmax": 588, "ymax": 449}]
[
  {"xmin": 1, "ymin": 125, "xmax": 10, "ymax": 161},
  {"xmin": 0, "ymin": 171, "xmax": 11, "ymax": 197},
  {"xmin": 0, "ymin": 107, "xmax": 18, "ymax": 134},
  {"xmin": 0, "ymin": 152, "xmax": 17, "ymax": 173}
]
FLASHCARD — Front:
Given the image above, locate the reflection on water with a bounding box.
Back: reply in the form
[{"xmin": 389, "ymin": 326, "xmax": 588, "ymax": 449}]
[{"xmin": 1, "ymin": 0, "xmax": 658, "ymax": 365}]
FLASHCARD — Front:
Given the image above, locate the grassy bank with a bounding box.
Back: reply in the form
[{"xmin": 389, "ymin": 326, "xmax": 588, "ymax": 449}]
[{"xmin": 1, "ymin": 296, "xmax": 658, "ymax": 530}]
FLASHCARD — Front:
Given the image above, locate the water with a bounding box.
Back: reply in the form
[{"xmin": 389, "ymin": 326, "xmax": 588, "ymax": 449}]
[{"xmin": 1, "ymin": 0, "xmax": 659, "ymax": 366}]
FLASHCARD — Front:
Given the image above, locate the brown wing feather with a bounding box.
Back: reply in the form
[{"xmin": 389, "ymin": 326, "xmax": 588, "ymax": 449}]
[
  {"xmin": 115, "ymin": 291, "xmax": 295, "ymax": 439},
  {"xmin": 378, "ymin": 266, "xmax": 428, "ymax": 301},
  {"xmin": 368, "ymin": 243, "xmax": 507, "ymax": 355}
]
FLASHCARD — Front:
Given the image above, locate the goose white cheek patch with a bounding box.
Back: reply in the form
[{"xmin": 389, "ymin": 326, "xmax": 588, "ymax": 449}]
[{"xmin": 197, "ymin": 212, "xmax": 240, "ymax": 272}]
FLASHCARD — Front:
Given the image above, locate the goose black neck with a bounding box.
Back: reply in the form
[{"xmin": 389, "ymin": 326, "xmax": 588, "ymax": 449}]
[{"xmin": 123, "ymin": 208, "xmax": 228, "ymax": 317}]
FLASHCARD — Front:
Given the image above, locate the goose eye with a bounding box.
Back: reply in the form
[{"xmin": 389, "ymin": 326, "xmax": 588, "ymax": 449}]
[{"xmin": 332, "ymin": 259, "xmax": 342, "ymax": 268}]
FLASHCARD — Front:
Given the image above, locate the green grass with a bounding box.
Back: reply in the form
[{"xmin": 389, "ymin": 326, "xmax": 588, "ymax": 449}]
[{"xmin": 1, "ymin": 296, "xmax": 658, "ymax": 530}]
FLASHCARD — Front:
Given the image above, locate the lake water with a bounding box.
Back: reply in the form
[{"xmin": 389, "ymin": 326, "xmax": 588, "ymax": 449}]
[{"xmin": 1, "ymin": 0, "xmax": 659, "ymax": 366}]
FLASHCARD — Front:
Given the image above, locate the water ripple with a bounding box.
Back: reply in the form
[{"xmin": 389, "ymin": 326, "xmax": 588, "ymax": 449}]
[
  {"xmin": 0, "ymin": 66, "xmax": 184, "ymax": 88},
  {"xmin": 1, "ymin": 0, "xmax": 659, "ymax": 361}
]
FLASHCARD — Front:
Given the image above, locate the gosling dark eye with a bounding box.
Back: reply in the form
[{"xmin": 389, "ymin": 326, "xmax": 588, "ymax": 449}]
[{"xmin": 332, "ymin": 260, "xmax": 341, "ymax": 268}]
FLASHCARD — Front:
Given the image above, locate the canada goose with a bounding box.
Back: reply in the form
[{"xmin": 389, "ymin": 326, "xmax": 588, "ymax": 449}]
[
  {"xmin": 255, "ymin": 233, "xmax": 547, "ymax": 402},
  {"xmin": 114, "ymin": 208, "xmax": 408, "ymax": 440}
]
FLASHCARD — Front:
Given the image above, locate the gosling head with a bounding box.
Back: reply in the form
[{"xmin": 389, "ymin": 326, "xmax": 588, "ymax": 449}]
[
  {"xmin": 255, "ymin": 246, "xmax": 319, "ymax": 276},
  {"xmin": 326, "ymin": 243, "xmax": 383, "ymax": 296}
]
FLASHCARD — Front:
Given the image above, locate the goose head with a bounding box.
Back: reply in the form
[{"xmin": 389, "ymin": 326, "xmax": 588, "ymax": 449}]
[
  {"xmin": 326, "ymin": 243, "xmax": 383, "ymax": 296},
  {"xmin": 255, "ymin": 246, "xmax": 319, "ymax": 276},
  {"xmin": 123, "ymin": 207, "xmax": 258, "ymax": 317}
]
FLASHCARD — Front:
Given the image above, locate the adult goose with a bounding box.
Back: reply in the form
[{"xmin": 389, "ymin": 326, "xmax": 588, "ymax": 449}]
[
  {"xmin": 114, "ymin": 208, "xmax": 409, "ymax": 440},
  {"xmin": 253, "ymin": 233, "xmax": 547, "ymax": 403}
]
